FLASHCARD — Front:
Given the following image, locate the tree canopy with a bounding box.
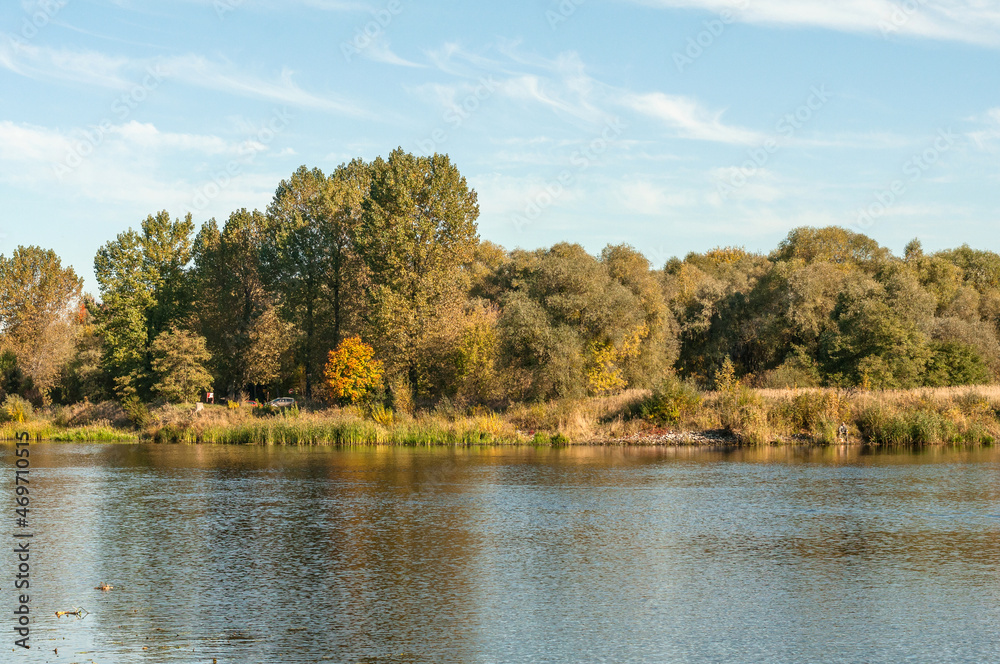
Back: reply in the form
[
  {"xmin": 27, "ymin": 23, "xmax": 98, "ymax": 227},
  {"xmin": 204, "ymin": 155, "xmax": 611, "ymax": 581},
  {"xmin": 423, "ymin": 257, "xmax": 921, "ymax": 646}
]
[{"xmin": 4, "ymin": 155, "xmax": 1000, "ymax": 413}]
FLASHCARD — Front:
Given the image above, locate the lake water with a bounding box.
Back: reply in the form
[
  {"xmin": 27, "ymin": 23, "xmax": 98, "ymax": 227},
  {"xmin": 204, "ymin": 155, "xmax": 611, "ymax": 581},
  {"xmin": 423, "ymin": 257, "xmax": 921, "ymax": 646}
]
[{"xmin": 4, "ymin": 443, "xmax": 1000, "ymax": 663}]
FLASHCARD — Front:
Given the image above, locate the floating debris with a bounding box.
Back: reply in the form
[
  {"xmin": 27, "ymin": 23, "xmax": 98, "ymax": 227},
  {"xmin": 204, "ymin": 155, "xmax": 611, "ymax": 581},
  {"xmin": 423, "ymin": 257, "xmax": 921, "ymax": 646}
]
[
  {"xmin": 55, "ymin": 607, "xmax": 89, "ymax": 619},
  {"xmin": 95, "ymin": 582, "xmax": 114, "ymax": 591}
]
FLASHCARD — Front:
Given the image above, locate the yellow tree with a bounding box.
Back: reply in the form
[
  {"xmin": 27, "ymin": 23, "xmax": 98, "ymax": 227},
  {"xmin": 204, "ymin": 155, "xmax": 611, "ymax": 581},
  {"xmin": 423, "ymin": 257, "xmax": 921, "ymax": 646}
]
[
  {"xmin": 323, "ymin": 337, "xmax": 384, "ymax": 405},
  {"xmin": 586, "ymin": 323, "xmax": 648, "ymax": 396}
]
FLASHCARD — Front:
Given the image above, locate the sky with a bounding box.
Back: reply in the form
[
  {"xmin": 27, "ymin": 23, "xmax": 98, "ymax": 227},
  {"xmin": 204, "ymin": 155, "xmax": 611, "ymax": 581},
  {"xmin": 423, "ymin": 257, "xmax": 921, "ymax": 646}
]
[{"xmin": 1, "ymin": 0, "xmax": 999, "ymax": 293}]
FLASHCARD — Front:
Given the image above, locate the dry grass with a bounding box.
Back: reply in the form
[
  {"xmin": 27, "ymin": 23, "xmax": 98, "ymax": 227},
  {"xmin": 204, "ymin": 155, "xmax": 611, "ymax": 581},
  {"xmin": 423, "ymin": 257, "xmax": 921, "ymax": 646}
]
[
  {"xmin": 504, "ymin": 389, "xmax": 651, "ymax": 442},
  {"xmin": 731, "ymin": 385, "xmax": 1000, "ymax": 445},
  {"xmin": 6, "ymin": 384, "xmax": 999, "ymax": 446}
]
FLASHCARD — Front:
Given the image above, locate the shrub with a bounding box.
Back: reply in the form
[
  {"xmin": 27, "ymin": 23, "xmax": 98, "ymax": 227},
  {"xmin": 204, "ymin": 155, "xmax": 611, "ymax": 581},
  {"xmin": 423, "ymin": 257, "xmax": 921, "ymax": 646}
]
[
  {"xmin": 550, "ymin": 432, "xmax": 570, "ymax": 445},
  {"xmin": 640, "ymin": 376, "xmax": 703, "ymax": 426},
  {"xmin": 954, "ymin": 391, "xmax": 992, "ymax": 417},
  {"xmin": 789, "ymin": 391, "xmax": 849, "ymax": 432},
  {"xmin": 369, "ymin": 403, "xmax": 395, "ymax": 427},
  {"xmin": 121, "ymin": 396, "xmax": 152, "ymax": 429},
  {"xmin": 856, "ymin": 406, "xmax": 960, "ymax": 445},
  {"xmin": 388, "ymin": 374, "xmax": 413, "ymax": 415},
  {"xmin": 253, "ymin": 404, "xmax": 278, "ymax": 418},
  {"xmin": 906, "ymin": 410, "xmax": 948, "ymax": 444},
  {"xmin": 1, "ymin": 395, "xmax": 33, "ymax": 424},
  {"xmin": 719, "ymin": 387, "xmax": 771, "ymax": 444}
]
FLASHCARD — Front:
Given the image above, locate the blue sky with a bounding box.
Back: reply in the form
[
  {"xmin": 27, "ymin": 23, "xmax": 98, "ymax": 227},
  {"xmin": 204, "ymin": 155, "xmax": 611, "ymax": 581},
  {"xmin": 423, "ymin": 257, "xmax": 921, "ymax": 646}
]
[{"xmin": 1, "ymin": 0, "xmax": 999, "ymax": 292}]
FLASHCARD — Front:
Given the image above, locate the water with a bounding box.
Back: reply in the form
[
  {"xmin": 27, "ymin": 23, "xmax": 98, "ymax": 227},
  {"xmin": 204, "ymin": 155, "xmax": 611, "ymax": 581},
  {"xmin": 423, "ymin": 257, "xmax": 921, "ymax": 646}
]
[{"xmin": 4, "ymin": 443, "xmax": 1000, "ymax": 663}]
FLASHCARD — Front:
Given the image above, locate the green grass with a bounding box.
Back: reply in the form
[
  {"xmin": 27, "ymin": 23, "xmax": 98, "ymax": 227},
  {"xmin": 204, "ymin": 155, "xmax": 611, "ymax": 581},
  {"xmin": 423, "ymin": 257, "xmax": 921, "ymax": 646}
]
[{"xmin": 1, "ymin": 421, "xmax": 136, "ymax": 442}]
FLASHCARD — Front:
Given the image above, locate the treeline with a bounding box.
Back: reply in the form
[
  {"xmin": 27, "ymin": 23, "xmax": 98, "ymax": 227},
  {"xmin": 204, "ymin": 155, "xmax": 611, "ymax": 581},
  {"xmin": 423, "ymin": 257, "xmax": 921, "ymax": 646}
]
[{"xmin": 2, "ymin": 149, "xmax": 1000, "ymax": 409}]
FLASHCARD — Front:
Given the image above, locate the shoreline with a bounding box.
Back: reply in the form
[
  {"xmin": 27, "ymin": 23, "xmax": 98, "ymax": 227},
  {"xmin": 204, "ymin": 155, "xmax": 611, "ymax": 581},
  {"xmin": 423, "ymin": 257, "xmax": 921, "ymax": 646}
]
[
  {"xmin": 2, "ymin": 425, "xmax": 996, "ymax": 448},
  {"xmin": 3, "ymin": 384, "xmax": 999, "ymax": 447}
]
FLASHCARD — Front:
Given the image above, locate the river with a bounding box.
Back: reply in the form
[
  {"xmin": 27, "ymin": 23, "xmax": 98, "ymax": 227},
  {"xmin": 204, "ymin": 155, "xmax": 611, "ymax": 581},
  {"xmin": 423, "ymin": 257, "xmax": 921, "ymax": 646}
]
[{"xmin": 4, "ymin": 443, "xmax": 1000, "ymax": 663}]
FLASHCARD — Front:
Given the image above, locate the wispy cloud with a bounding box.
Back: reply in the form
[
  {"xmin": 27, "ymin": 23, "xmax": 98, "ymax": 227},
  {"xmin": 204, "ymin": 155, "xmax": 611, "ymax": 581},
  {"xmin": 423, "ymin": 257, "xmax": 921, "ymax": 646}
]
[
  {"xmin": 0, "ymin": 40, "xmax": 367, "ymax": 115},
  {"xmin": 616, "ymin": 179, "xmax": 697, "ymax": 214},
  {"xmin": 0, "ymin": 38, "xmax": 133, "ymax": 89},
  {"xmin": 629, "ymin": 0, "xmax": 1000, "ymax": 47},
  {"xmin": 968, "ymin": 107, "xmax": 1000, "ymax": 150},
  {"xmin": 116, "ymin": 0, "xmax": 371, "ymax": 12},
  {"xmin": 358, "ymin": 38, "xmax": 424, "ymax": 68},
  {"xmin": 160, "ymin": 55, "xmax": 366, "ymax": 115},
  {"xmin": 624, "ymin": 92, "xmax": 766, "ymax": 145},
  {"xmin": 0, "ymin": 120, "xmax": 269, "ymax": 183},
  {"xmin": 427, "ymin": 44, "xmax": 615, "ymax": 127}
]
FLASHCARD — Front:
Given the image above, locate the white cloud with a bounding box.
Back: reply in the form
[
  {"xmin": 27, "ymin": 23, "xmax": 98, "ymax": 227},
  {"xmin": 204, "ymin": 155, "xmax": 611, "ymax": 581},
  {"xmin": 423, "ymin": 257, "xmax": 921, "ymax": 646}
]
[
  {"xmin": 630, "ymin": 0, "xmax": 1000, "ymax": 47},
  {"xmin": 617, "ymin": 180, "xmax": 691, "ymax": 214},
  {"xmin": 109, "ymin": 122, "xmax": 232, "ymax": 154},
  {"xmin": 624, "ymin": 92, "xmax": 766, "ymax": 145},
  {"xmin": 709, "ymin": 166, "xmax": 786, "ymax": 204},
  {"xmin": 359, "ymin": 39, "xmax": 424, "ymax": 68},
  {"xmin": 0, "ymin": 38, "xmax": 133, "ymax": 89},
  {"xmin": 426, "ymin": 44, "xmax": 614, "ymax": 127},
  {"xmin": 969, "ymin": 107, "xmax": 1000, "ymax": 150},
  {"xmin": 0, "ymin": 40, "xmax": 366, "ymax": 115},
  {"xmin": 0, "ymin": 120, "xmax": 279, "ymax": 212},
  {"xmin": 159, "ymin": 56, "xmax": 365, "ymax": 115}
]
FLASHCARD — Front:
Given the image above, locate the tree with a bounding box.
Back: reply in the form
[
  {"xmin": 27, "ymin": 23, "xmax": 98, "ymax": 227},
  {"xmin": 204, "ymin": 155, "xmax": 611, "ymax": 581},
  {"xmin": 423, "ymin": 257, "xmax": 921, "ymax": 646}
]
[
  {"xmin": 601, "ymin": 244, "xmax": 679, "ymax": 387},
  {"xmin": 94, "ymin": 211, "xmax": 195, "ymax": 398},
  {"xmin": 925, "ymin": 341, "xmax": 991, "ymax": 387},
  {"xmin": 818, "ymin": 274, "xmax": 934, "ymax": 389},
  {"xmin": 264, "ymin": 163, "xmax": 369, "ymax": 398},
  {"xmin": 412, "ymin": 300, "xmax": 505, "ymax": 404},
  {"xmin": 150, "ymin": 327, "xmax": 213, "ymax": 403},
  {"xmin": 355, "ymin": 149, "xmax": 479, "ymax": 389},
  {"xmin": 323, "ymin": 336, "xmax": 383, "ymax": 405},
  {"xmin": 771, "ymin": 226, "xmax": 891, "ymax": 272},
  {"xmin": 0, "ymin": 246, "xmax": 83, "ymax": 402},
  {"xmin": 494, "ymin": 244, "xmax": 649, "ymax": 400},
  {"xmin": 193, "ymin": 209, "xmax": 288, "ymax": 398},
  {"xmin": 58, "ymin": 298, "xmax": 108, "ymax": 403}
]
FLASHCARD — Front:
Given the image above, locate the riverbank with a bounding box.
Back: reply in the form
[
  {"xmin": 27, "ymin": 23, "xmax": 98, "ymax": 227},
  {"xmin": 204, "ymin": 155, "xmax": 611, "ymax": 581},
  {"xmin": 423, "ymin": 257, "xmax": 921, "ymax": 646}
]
[{"xmin": 2, "ymin": 385, "xmax": 999, "ymax": 446}]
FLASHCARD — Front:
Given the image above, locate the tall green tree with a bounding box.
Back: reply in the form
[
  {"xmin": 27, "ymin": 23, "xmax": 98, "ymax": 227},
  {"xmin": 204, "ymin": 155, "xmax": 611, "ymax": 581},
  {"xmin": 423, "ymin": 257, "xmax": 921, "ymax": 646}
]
[
  {"xmin": 94, "ymin": 211, "xmax": 195, "ymax": 398},
  {"xmin": 264, "ymin": 163, "xmax": 368, "ymax": 398},
  {"xmin": 150, "ymin": 327, "xmax": 214, "ymax": 403},
  {"xmin": 193, "ymin": 209, "xmax": 287, "ymax": 398},
  {"xmin": 355, "ymin": 149, "xmax": 480, "ymax": 389}
]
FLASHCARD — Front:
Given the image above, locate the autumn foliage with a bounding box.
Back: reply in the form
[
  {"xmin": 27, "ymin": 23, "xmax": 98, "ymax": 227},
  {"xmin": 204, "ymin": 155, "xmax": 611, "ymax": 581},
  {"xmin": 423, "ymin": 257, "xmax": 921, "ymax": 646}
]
[{"xmin": 323, "ymin": 337, "xmax": 384, "ymax": 405}]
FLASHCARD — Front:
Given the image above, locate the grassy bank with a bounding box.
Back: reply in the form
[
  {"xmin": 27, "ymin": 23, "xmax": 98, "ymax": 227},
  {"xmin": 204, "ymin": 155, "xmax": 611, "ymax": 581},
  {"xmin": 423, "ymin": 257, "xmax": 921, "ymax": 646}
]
[
  {"xmin": 2, "ymin": 385, "xmax": 999, "ymax": 446},
  {"xmin": 628, "ymin": 384, "xmax": 1000, "ymax": 446}
]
